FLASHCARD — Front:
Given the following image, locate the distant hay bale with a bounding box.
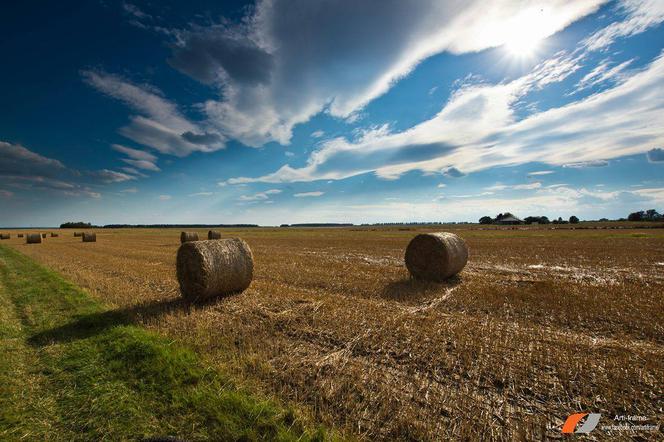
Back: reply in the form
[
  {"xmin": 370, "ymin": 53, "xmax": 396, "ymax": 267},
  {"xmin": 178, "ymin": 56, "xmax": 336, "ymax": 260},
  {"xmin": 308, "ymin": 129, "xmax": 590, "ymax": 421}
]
[
  {"xmin": 18, "ymin": 233, "xmax": 24, "ymax": 238},
  {"xmin": 405, "ymin": 232, "xmax": 468, "ymax": 281},
  {"xmin": 177, "ymin": 238, "xmax": 254, "ymax": 301},
  {"xmin": 82, "ymin": 232, "xmax": 96, "ymax": 242},
  {"xmin": 208, "ymin": 230, "xmax": 222, "ymax": 240},
  {"xmin": 50, "ymin": 233, "xmax": 58, "ymax": 237},
  {"xmin": 41, "ymin": 233, "xmax": 47, "ymax": 238},
  {"xmin": 74, "ymin": 232, "xmax": 82, "ymax": 237},
  {"xmin": 180, "ymin": 231, "xmax": 199, "ymax": 243},
  {"xmin": 0, "ymin": 234, "xmax": 9, "ymax": 240},
  {"xmin": 26, "ymin": 233, "xmax": 42, "ymax": 244}
]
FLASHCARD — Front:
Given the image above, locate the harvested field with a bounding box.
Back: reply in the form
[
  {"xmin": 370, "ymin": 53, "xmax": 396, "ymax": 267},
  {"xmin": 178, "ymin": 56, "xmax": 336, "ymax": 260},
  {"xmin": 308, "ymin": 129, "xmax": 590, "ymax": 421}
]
[{"xmin": 3, "ymin": 226, "xmax": 664, "ymax": 440}]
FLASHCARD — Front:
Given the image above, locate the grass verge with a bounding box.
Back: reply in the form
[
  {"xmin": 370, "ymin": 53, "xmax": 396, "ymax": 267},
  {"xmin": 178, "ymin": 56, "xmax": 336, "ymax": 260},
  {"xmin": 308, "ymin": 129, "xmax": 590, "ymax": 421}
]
[{"xmin": 0, "ymin": 245, "xmax": 328, "ymax": 441}]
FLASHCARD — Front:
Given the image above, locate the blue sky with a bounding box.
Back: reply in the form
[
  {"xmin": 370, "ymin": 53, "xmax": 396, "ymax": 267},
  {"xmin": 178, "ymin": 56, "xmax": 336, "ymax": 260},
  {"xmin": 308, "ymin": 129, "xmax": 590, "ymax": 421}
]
[{"xmin": 1, "ymin": 0, "xmax": 663, "ymax": 226}]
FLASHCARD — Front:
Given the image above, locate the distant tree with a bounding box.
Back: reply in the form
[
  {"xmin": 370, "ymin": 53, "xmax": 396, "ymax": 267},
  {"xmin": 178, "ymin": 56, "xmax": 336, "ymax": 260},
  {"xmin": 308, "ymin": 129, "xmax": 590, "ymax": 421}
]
[
  {"xmin": 523, "ymin": 216, "xmax": 550, "ymax": 224},
  {"xmin": 60, "ymin": 221, "xmax": 92, "ymax": 229},
  {"xmin": 627, "ymin": 211, "xmax": 644, "ymax": 221},
  {"xmin": 479, "ymin": 216, "xmax": 493, "ymax": 224},
  {"xmin": 569, "ymin": 215, "xmax": 580, "ymax": 224},
  {"xmin": 599, "ymin": 218, "xmax": 609, "ymax": 222},
  {"xmin": 645, "ymin": 209, "xmax": 661, "ymax": 220}
]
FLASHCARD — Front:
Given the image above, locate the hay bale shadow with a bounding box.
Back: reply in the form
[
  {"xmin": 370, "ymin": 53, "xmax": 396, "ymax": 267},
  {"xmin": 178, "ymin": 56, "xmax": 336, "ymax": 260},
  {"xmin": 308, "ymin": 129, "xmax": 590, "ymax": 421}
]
[
  {"xmin": 380, "ymin": 275, "xmax": 461, "ymax": 303},
  {"xmin": 27, "ymin": 297, "xmax": 220, "ymax": 347}
]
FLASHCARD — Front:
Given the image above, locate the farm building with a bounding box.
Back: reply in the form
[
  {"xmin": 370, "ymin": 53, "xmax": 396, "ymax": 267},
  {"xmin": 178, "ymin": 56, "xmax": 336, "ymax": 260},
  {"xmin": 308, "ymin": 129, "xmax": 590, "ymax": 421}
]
[{"xmin": 495, "ymin": 214, "xmax": 523, "ymax": 225}]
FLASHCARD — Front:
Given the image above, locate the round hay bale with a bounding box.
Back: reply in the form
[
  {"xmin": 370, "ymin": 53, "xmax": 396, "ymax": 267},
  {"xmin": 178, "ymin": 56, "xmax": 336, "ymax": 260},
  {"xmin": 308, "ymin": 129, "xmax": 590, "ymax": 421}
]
[
  {"xmin": 177, "ymin": 238, "xmax": 253, "ymax": 301},
  {"xmin": 82, "ymin": 232, "xmax": 96, "ymax": 242},
  {"xmin": 0, "ymin": 234, "xmax": 9, "ymax": 240},
  {"xmin": 208, "ymin": 230, "xmax": 221, "ymax": 240},
  {"xmin": 50, "ymin": 233, "xmax": 59, "ymax": 237},
  {"xmin": 180, "ymin": 231, "xmax": 199, "ymax": 243},
  {"xmin": 18, "ymin": 233, "xmax": 24, "ymax": 238},
  {"xmin": 74, "ymin": 232, "xmax": 82, "ymax": 237},
  {"xmin": 405, "ymin": 232, "xmax": 468, "ymax": 281},
  {"xmin": 26, "ymin": 233, "xmax": 42, "ymax": 244},
  {"xmin": 41, "ymin": 233, "xmax": 47, "ymax": 238}
]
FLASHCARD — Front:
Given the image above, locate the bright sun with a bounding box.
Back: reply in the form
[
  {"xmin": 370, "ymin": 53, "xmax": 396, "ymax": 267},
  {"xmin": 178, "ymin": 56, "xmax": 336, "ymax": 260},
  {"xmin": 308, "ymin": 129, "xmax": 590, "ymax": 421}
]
[{"xmin": 503, "ymin": 8, "xmax": 550, "ymax": 58}]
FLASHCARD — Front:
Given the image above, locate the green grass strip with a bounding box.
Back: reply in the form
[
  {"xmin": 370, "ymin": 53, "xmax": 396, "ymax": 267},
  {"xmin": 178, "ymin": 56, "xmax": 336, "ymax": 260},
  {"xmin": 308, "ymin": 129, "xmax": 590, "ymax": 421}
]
[{"xmin": 0, "ymin": 245, "xmax": 329, "ymax": 441}]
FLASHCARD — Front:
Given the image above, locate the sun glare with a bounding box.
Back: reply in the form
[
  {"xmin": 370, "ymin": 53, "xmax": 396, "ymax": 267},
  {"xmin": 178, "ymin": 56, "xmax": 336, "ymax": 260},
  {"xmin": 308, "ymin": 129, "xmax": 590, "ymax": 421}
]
[{"xmin": 503, "ymin": 8, "xmax": 550, "ymax": 59}]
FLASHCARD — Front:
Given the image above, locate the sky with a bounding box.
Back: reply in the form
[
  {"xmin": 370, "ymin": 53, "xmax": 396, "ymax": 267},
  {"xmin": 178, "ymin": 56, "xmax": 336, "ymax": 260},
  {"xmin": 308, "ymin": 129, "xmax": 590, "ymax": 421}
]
[{"xmin": 1, "ymin": 0, "xmax": 663, "ymax": 227}]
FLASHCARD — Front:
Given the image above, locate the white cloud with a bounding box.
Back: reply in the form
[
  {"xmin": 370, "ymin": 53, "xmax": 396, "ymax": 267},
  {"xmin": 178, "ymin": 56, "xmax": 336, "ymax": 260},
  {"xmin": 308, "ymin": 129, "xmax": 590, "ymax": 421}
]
[
  {"xmin": 294, "ymin": 191, "xmax": 324, "ymax": 197},
  {"xmin": 574, "ymin": 58, "xmax": 634, "ymax": 92},
  {"xmin": 224, "ymin": 50, "xmax": 664, "ymax": 184},
  {"xmin": 123, "ymin": 3, "xmax": 152, "ymax": 20},
  {"xmin": 237, "ymin": 188, "xmax": 282, "ymax": 201},
  {"xmin": 583, "ymin": 0, "xmax": 664, "ymax": 50},
  {"xmin": 188, "ymin": 191, "xmax": 213, "ymax": 196},
  {"xmin": 528, "ymin": 170, "xmax": 554, "ymax": 176},
  {"xmin": 121, "ymin": 167, "xmax": 149, "ymax": 178},
  {"xmin": 0, "ymin": 141, "xmax": 142, "ymax": 200},
  {"xmin": 631, "ymin": 187, "xmax": 664, "ymax": 204},
  {"xmin": 158, "ymin": 194, "xmax": 172, "ymax": 200},
  {"xmin": 563, "ymin": 160, "xmax": 609, "ymax": 168},
  {"xmin": 83, "ymin": 70, "xmax": 225, "ymax": 156},
  {"xmin": 437, "ymin": 183, "xmax": 447, "ymax": 188},
  {"xmin": 486, "ymin": 182, "xmax": 542, "ymax": 191},
  {"xmin": 121, "ymin": 158, "xmax": 161, "ymax": 172},
  {"xmin": 111, "ymin": 144, "xmax": 157, "ymax": 161},
  {"xmin": 311, "ymin": 130, "xmax": 325, "ymax": 138},
  {"xmin": 0, "ymin": 141, "xmax": 65, "ymax": 177},
  {"xmin": 93, "ymin": 169, "xmax": 137, "ymax": 183},
  {"xmin": 121, "ymin": 187, "xmax": 138, "ymax": 193},
  {"xmin": 170, "ymin": 0, "xmax": 604, "ymax": 147},
  {"xmin": 450, "ymin": 191, "xmax": 495, "ymax": 198}
]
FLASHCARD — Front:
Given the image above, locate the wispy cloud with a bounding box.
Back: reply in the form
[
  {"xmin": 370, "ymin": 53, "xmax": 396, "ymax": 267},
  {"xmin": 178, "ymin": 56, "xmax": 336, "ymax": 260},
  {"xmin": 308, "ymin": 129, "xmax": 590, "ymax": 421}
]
[
  {"xmin": 563, "ymin": 160, "xmax": 609, "ymax": 168},
  {"xmin": 92, "ymin": 169, "xmax": 136, "ymax": 183},
  {"xmin": 0, "ymin": 141, "xmax": 65, "ymax": 177},
  {"xmin": 121, "ymin": 167, "xmax": 148, "ymax": 178},
  {"xmin": 294, "ymin": 191, "xmax": 324, "ymax": 198},
  {"xmin": 486, "ymin": 182, "xmax": 542, "ymax": 191},
  {"xmin": 112, "ymin": 144, "xmax": 157, "ymax": 161},
  {"xmin": 188, "ymin": 191, "xmax": 213, "ymax": 196},
  {"xmin": 573, "ymin": 58, "xmax": 634, "ymax": 93},
  {"xmin": 582, "ymin": 0, "xmax": 664, "ymax": 50},
  {"xmin": 122, "ymin": 3, "xmax": 152, "ymax": 20},
  {"xmin": 158, "ymin": 194, "xmax": 172, "ymax": 200},
  {"xmin": 223, "ymin": 50, "xmax": 664, "ymax": 184},
  {"xmin": 83, "ymin": 70, "xmax": 224, "ymax": 156},
  {"xmin": 0, "ymin": 141, "xmax": 132, "ymax": 198},
  {"xmin": 238, "ymin": 189, "xmax": 282, "ymax": 201},
  {"xmin": 122, "ymin": 158, "xmax": 161, "ymax": 172},
  {"xmin": 168, "ymin": 0, "xmax": 603, "ymax": 147}
]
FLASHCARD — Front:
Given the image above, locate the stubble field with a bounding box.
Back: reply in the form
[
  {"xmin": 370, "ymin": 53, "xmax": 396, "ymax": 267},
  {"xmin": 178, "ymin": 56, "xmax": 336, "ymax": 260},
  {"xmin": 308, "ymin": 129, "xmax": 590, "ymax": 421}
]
[{"xmin": 3, "ymin": 226, "xmax": 664, "ymax": 440}]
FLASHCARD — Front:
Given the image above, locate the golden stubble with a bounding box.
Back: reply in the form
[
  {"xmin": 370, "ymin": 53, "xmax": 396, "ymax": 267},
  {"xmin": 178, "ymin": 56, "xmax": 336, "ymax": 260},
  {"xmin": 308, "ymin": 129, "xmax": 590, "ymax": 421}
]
[{"xmin": 5, "ymin": 226, "xmax": 664, "ymax": 440}]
